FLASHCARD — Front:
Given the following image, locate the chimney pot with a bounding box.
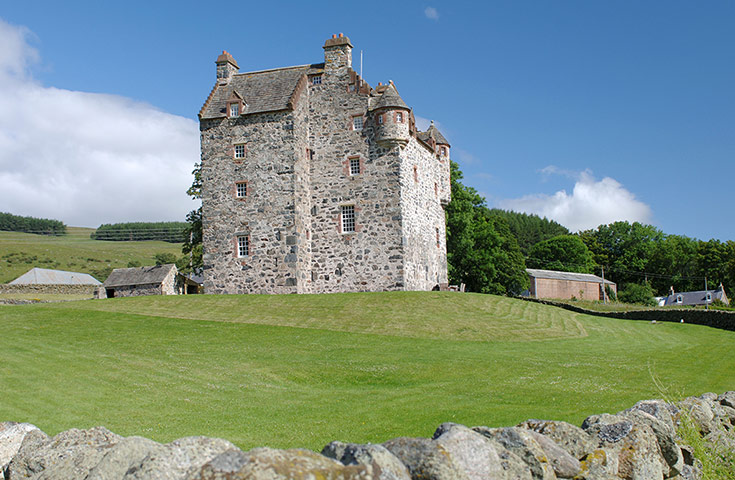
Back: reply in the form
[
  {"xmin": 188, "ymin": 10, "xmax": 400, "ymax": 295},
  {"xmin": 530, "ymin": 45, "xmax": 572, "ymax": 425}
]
[
  {"xmin": 332, "ymin": 34, "xmax": 337, "ymax": 39},
  {"xmin": 339, "ymin": 33, "xmax": 343, "ymax": 37}
]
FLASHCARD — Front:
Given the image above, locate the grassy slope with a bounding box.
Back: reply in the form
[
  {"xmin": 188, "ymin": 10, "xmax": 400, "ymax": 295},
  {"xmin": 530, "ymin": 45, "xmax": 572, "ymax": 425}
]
[
  {"xmin": 1, "ymin": 292, "xmax": 733, "ymax": 451},
  {"xmin": 0, "ymin": 227, "xmax": 183, "ymax": 284}
]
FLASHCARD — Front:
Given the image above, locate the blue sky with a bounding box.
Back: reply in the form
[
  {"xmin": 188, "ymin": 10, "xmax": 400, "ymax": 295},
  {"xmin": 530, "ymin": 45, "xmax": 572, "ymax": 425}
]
[{"xmin": 1, "ymin": 1, "xmax": 733, "ymax": 241}]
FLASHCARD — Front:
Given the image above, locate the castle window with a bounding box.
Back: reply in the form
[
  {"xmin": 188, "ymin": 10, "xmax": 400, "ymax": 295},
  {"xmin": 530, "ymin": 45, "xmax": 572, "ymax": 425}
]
[
  {"xmin": 229, "ymin": 103, "xmax": 240, "ymax": 118},
  {"xmin": 396, "ymin": 111, "xmax": 404, "ymax": 123},
  {"xmin": 436, "ymin": 228, "xmax": 441, "ymax": 248},
  {"xmin": 440, "ymin": 146, "xmax": 447, "ymax": 156},
  {"xmin": 676, "ymin": 294, "xmax": 683, "ymax": 304},
  {"xmin": 352, "ymin": 116, "xmax": 363, "ymax": 131},
  {"xmin": 312, "ymin": 75, "xmax": 322, "ymax": 85},
  {"xmin": 413, "ymin": 165, "xmax": 418, "ymax": 183},
  {"xmin": 236, "ymin": 181, "xmax": 247, "ymax": 198},
  {"xmin": 349, "ymin": 157, "xmax": 360, "ymax": 176},
  {"xmin": 377, "ymin": 114, "xmax": 384, "ymax": 125},
  {"xmin": 234, "ymin": 144, "xmax": 246, "ymax": 159},
  {"xmin": 434, "ymin": 182, "xmax": 438, "ymax": 197},
  {"xmin": 237, "ymin": 235, "xmax": 249, "ymax": 257},
  {"xmin": 341, "ymin": 205, "xmax": 355, "ymax": 233}
]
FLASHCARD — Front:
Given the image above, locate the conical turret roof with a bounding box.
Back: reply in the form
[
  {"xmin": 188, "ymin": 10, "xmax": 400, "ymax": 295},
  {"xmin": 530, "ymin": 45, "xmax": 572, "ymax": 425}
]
[
  {"xmin": 426, "ymin": 121, "xmax": 449, "ymax": 145},
  {"xmin": 370, "ymin": 83, "xmax": 409, "ymax": 111},
  {"xmin": 418, "ymin": 121, "xmax": 450, "ymax": 147}
]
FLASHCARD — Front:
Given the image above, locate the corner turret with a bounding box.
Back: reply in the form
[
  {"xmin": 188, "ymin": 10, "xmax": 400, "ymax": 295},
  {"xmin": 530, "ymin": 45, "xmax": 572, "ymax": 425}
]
[{"xmin": 370, "ymin": 82, "xmax": 410, "ymax": 149}]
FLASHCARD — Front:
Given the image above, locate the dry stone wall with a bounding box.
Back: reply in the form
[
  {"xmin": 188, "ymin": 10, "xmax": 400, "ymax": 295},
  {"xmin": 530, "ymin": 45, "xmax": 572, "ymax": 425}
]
[
  {"xmin": 0, "ymin": 284, "xmax": 97, "ymax": 296},
  {"xmin": 3, "ymin": 391, "xmax": 734, "ymax": 479}
]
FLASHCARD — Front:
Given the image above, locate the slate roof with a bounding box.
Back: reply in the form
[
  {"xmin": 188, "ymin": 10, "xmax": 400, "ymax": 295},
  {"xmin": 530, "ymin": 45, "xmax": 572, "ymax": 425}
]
[
  {"xmin": 104, "ymin": 264, "xmax": 177, "ymax": 287},
  {"xmin": 200, "ymin": 64, "xmax": 324, "ymax": 120},
  {"xmin": 9, "ymin": 268, "xmax": 101, "ymax": 285},
  {"xmin": 370, "ymin": 83, "xmax": 408, "ymax": 111},
  {"xmin": 417, "ymin": 121, "xmax": 451, "ymax": 148},
  {"xmin": 526, "ymin": 268, "xmax": 616, "ymax": 285},
  {"xmin": 662, "ymin": 286, "xmax": 728, "ymax": 306}
]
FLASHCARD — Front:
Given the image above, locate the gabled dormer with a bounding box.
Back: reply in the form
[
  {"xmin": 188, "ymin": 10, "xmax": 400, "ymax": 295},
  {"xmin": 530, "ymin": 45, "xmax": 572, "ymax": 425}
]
[{"xmin": 226, "ymin": 91, "xmax": 246, "ymax": 118}]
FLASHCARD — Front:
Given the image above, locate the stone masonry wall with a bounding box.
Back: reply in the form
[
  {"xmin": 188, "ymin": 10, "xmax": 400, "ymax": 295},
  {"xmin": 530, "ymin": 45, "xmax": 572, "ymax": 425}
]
[
  {"xmin": 3, "ymin": 391, "xmax": 734, "ymax": 479},
  {"xmin": 0, "ymin": 284, "xmax": 97, "ymax": 296},
  {"xmin": 201, "ymin": 109, "xmax": 303, "ymax": 294},
  {"xmin": 306, "ymin": 54, "xmax": 406, "ymax": 293},
  {"xmin": 399, "ymin": 138, "xmax": 449, "ymax": 290},
  {"xmin": 201, "ymin": 36, "xmax": 449, "ymax": 294},
  {"xmin": 109, "ymin": 283, "xmax": 161, "ymax": 298}
]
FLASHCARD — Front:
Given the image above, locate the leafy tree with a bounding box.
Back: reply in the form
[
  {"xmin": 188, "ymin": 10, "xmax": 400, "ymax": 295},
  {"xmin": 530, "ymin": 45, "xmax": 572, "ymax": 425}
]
[
  {"xmin": 0, "ymin": 212, "xmax": 66, "ymax": 236},
  {"xmin": 154, "ymin": 252, "xmax": 178, "ymax": 265},
  {"xmin": 694, "ymin": 239, "xmax": 735, "ymax": 295},
  {"xmin": 485, "ymin": 212, "xmax": 530, "ymax": 294},
  {"xmin": 446, "ymin": 162, "xmax": 528, "ymax": 294},
  {"xmin": 488, "ymin": 209, "xmax": 569, "ymax": 256},
  {"xmin": 579, "ymin": 221, "xmax": 663, "ymax": 286},
  {"xmin": 648, "ymin": 234, "xmax": 699, "ymax": 294},
  {"xmin": 527, "ymin": 235, "xmax": 596, "ymax": 273},
  {"xmin": 182, "ymin": 163, "xmax": 203, "ymax": 275},
  {"xmin": 617, "ymin": 282, "xmax": 657, "ymax": 306}
]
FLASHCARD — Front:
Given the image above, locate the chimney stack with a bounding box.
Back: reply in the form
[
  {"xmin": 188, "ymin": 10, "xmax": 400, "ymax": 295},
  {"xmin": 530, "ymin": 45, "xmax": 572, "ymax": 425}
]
[{"xmin": 216, "ymin": 50, "xmax": 239, "ymax": 84}]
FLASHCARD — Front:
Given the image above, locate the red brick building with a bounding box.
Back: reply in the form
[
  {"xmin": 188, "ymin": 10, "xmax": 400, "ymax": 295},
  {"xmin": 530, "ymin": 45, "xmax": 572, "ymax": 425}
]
[{"xmin": 527, "ymin": 268, "xmax": 616, "ymax": 301}]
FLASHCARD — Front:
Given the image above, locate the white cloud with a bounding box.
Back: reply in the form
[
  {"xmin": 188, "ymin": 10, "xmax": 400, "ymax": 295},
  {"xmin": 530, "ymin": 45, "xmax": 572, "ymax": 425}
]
[
  {"xmin": 0, "ymin": 18, "xmax": 199, "ymax": 227},
  {"xmin": 499, "ymin": 170, "xmax": 652, "ymax": 232},
  {"xmin": 424, "ymin": 7, "xmax": 440, "ymax": 21}
]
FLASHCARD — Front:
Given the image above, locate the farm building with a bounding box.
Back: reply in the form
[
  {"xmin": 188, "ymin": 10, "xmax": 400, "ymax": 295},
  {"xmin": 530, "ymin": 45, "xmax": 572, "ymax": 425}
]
[
  {"xmin": 103, "ymin": 264, "xmax": 199, "ymax": 298},
  {"xmin": 526, "ymin": 268, "xmax": 617, "ymax": 302},
  {"xmin": 9, "ymin": 268, "xmax": 101, "ymax": 285},
  {"xmin": 660, "ymin": 284, "xmax": 729, "ymax": 307}
]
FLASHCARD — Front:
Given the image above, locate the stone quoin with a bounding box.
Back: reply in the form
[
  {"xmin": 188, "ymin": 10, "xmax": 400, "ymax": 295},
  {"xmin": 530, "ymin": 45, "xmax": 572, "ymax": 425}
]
[{"xmin": 198, "ymin": 34, "xmax": 451, "ymax": 294}]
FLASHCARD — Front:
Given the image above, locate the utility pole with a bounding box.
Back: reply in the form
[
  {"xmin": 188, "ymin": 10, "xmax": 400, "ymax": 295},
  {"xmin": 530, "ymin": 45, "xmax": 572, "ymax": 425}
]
[
  {"xmin": 705, "ymin": 276, "xmax": 709, "ymax": 311},
  {"xmin": 601, "ymin": 266, "xmax": 607, "ymax": 304}
]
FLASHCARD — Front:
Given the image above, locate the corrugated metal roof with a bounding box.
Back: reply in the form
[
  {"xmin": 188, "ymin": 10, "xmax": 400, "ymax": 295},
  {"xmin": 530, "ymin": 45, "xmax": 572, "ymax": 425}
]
[
  {"xmin": 104, "ymin": 264, "xmax": 177, "ymax": 287},
  {"xmin": 9, "ymin": 268, "xmax": 101, "ymax": 285},
  {"xmin": 526, "ymin": 268, "xmax": 615, "ymax": 285}
]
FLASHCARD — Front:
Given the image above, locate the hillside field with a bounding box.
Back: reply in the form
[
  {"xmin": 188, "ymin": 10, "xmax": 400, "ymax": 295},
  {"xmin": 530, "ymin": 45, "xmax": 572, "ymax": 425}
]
[
  {"xmin": 0, "ymin": 227, "xmax": 184, "ymax": 284},
  {"xmin": 1, "ymin": 291, "xmax": 733, "ymax": 451}
]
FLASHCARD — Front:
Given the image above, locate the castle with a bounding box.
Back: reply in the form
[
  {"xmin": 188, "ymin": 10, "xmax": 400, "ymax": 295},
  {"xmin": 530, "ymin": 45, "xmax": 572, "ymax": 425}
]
[{"xmin": 198, "ymin": 34, "xmax": 451, "ymax": 294}]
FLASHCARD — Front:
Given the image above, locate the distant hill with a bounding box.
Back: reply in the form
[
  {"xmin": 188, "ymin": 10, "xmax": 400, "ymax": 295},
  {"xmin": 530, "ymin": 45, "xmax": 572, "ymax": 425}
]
[{"xmin": 0, "ymin": 227, "xmax": 184, "ymax": 283}]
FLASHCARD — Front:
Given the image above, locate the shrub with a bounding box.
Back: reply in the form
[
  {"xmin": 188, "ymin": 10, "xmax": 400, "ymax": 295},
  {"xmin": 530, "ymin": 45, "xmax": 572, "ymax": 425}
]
[{"xmin": 618, "ymin": 282, "xmax": 657, "ymax": 306}]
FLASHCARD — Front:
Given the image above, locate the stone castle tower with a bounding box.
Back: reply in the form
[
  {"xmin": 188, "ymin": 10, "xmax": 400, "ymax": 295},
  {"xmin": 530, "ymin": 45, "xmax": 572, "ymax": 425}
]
[{"xmin": 198, "ymin": 34, "xmax": 451, "ymax": 294}]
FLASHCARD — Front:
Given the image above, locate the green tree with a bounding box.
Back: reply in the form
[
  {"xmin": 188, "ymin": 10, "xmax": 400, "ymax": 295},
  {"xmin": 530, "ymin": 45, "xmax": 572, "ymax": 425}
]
[
  {"xmin": 648, "ymin": 234, "xmax": 698, "ymax": 295},
  {"xmin": 446, "ymin": 162, "xmax": 528, "ymax": 294},
  {"xmin": 154, "ymin": 252, "xmax": 178, "ymax": 265},
  {"xmin": 617, "ymin": 282, "xmax": 657, "ymax": 306},
  {"xmin": 182, "ymin": 163, "xmax": 203, "ymax": 275},
  {"xmin": 580, "ymin": 221, "xmax": 663, "ymax": 286},
  {"xmin": 527, "ymin": 235, "xmax": 596, "ymax": 273},
  {"xmin": 488, "ymin": 209, "xmax": 569, "ymax": 256}
]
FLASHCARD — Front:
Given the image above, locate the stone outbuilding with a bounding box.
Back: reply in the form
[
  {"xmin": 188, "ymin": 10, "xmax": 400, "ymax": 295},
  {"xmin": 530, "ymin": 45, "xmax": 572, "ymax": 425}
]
[
  {"xmin": 526, "ymin": 268, "xmax": 617, "ymax": 302},
  {"xmin": 198, "ymin": 33, "xmax": 451, "ymax": 294},
  {"xmin": 103, "ymin": 264, "xmax": 196, "ymax": 298}
]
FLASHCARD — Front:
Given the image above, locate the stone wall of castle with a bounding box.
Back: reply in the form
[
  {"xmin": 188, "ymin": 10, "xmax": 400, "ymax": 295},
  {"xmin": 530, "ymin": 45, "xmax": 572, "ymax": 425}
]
[
  {"xmin": 201, "ymin": 36, "xmax": 450, "ymax": 294},
  {"xmin": 399, "ymin": 138, "xmax": 450, "ymax": 291},
  {"xmin": 201, "ymin": 109, "xmax": 304, "ymax": 294},
  {"xmin": 306, "ymin": 55, "xmax": 406, "ymax": 293}
]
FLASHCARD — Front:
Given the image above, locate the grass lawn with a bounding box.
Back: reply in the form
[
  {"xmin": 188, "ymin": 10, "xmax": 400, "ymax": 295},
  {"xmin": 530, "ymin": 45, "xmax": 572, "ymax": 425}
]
[
  {"xmin": 0, "ymin": 227, "xmax": 183, "ymax": 283},
  {"xmin": 1, "ymin": 291, "xmax": 733, "ymax": 451}
]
